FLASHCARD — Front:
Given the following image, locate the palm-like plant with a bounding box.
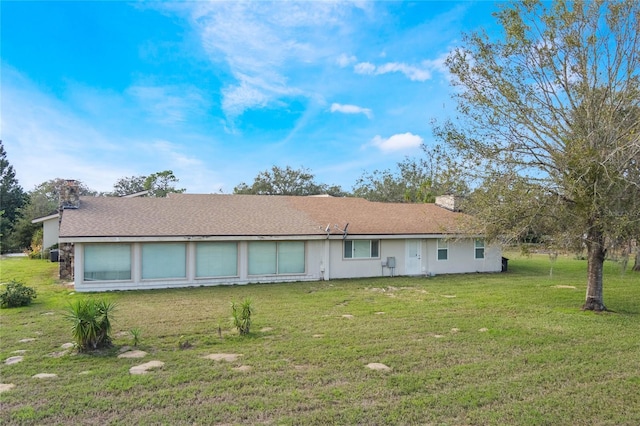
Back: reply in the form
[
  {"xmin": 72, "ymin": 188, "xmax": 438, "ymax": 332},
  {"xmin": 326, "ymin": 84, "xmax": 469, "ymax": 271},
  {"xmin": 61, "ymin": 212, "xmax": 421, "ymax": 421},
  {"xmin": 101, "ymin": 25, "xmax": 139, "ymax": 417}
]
[
  {"xmin": 231, "ymin": 298, "xmax": 252, "ymax": 336},
  {"xmin": 66, "ymin": 299, "xmax": 116, "ymax": 351}
]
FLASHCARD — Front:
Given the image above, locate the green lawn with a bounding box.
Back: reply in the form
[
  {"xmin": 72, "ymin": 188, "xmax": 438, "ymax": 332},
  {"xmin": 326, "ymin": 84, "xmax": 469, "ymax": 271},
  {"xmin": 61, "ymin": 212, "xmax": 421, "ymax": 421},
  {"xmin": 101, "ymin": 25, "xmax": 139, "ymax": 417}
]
[{"xmin": 1, "ymin": 254, "xmax": 639, "ymax": 425}]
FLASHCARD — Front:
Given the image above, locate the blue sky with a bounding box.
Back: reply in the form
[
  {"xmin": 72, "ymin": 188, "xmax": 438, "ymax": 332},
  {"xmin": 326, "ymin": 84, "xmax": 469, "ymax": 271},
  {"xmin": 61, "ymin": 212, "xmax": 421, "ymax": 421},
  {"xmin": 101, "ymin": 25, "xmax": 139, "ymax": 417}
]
[{"xmin": 1, "ymin": 1, "xmax": 499, "ymax": 194}]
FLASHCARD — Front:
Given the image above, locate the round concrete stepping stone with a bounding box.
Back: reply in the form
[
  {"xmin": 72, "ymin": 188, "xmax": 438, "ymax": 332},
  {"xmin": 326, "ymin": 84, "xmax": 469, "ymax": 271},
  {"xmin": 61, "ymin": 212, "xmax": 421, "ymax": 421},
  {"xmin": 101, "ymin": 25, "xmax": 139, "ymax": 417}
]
[
  {"xmin": 19, "ymin": 338, "xmax": 36, "ymax": 343},
  {"xmin": 33, "ymin": 373, "xmax": 57, "ymax": 379},
  {"xmin": 312, "ymin": 334, "xmax": 324, "ymax": 338},
  {"xmin": 233, "ymin": 365, "xmax": 252, "ymax": 372},
  {"xmin": 61, "ymin": 343, "xmax": 75, "ymax": 349},
  {"xmin": 203, "ymin": 353, "xmax": 242, "ymax": 362},
  {"xmin": 260, "ymin": 327, "xmax": 274, "ymax": 332},
  {"xmin": 366, "ymin": 363, "xmax": 391, "ymax": 371},
  {"xmin": 375, "ymin": 312, "xmax": 385, "ymax": 315},
  {"xmin": 129, "ymin": 360, "xmax": 164, "ymax": 375},
  {"xmin": 433, "ymin": 334, "xmax": 445, "ymax": 338},
  {"xmin": 5, "ymin": 356, "xmax": 24, "ymax": 365},
  {"xmin": 0, "ymin": 383, "xmax": 16, "ymax": 393},
  {"xmin": 443, "ymin": 295, "xmax": 457, "ymax": 298},
  {"xmin": 342, "ymin": 314, "xmax": 354, "ymax": 319},
  {"xmin": 451, "ymin": 328, "xmax": 460, "ymax": 333},
  {"xmin": 118, "ymin": 350, "xmax": 147, "ymax": 359},
  {"xmin": 12, "ymin": 350, "xmax": 27, "ymax": 354},
  {"xmin": 79, "ymin": 371, "xmax": 91, "ymax": 375},
  {"xmin": 478, "ymin": 328, "xmax": 489, "ymax": 332}
]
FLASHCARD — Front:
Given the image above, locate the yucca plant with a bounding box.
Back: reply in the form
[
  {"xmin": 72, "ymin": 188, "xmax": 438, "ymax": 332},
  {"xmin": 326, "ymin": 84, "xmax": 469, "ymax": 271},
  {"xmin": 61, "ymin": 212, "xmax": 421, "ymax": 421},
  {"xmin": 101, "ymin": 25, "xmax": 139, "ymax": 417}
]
[
  {"xmin": 231, "ymin": 298, "xmax": 252, "ymax": 336},
  {"xmin": 65, "ymin": 299, "xmax": 116, "ymax": 351}
]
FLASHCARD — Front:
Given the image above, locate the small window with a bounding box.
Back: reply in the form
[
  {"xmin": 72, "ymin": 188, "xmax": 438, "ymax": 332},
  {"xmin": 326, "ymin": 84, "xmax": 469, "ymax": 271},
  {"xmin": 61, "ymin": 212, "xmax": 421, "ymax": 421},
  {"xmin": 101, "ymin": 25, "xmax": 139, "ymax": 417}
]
[
  {"xmin": 475, "ymin": 239, "xmax": 485, "ymax": 259},
  {"xmin": 437, "ymin": 239, "xmax": 448, "ymax": 261},
  {"xmin": 344, "ymin": 240, "xmax": 380, "ymax": 259}
]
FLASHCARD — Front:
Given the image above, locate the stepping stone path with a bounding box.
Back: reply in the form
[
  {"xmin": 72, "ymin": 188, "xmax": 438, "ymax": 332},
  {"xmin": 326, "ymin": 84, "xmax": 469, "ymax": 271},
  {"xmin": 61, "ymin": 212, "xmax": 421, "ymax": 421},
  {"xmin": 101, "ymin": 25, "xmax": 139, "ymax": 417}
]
[
  {"xmin": 366, "ymin": 363, "xmax": 392, "ymax": 371},
  {"xmin": 203, "ymin": 353, "xmax": 242, "ymax": 362},
  {"xmin": 61, "ymin": 343, "xmax": 75, "ymax": 350},
  {"xmin": 33, "ymin": 373, "xmax": 57, "ymax": 379},
  {"xmin": 129, "ymin": 360, "xmax": 164, "ymax": 375},
  {"xmin": 5, "ymin": 356, "xmax": 24, "ymax": 365},
  {"xmin": 118, "ymin": 350, "xmax": 147, "ymax": 359}
]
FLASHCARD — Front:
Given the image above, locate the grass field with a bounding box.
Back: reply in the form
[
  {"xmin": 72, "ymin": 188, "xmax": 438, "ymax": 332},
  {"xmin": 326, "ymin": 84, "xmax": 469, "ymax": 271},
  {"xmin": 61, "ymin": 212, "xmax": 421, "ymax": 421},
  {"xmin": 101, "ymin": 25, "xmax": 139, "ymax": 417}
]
[{"xmin": 1, "ymin": 253, "xmax": 639, "ymax": 425}]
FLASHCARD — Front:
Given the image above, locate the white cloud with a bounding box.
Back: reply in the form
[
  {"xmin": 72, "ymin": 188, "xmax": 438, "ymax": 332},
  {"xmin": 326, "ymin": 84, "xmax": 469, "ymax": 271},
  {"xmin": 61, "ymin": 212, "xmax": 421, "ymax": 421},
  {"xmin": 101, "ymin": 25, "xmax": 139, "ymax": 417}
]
[
  {"xmin": 127, "ymin": 84, "xmax": 208, "ymax": 125},
  {"xmin": 330, "ymin": 103, "xmax": 372, "ymax": 119},
  {"xmin": 180, "ymin": 1, "xmax": 358, "ymax": 119},
  {"xmin": 370, "ymin": 132, "xmax": 423, "ymax": 153},
  {"xmin": 354, "ymin": 61, "xmax": 432, "ymax": 82},
  {"xmin": 337, "ymin": 53, "xmax": 357, "ymax": 67}
]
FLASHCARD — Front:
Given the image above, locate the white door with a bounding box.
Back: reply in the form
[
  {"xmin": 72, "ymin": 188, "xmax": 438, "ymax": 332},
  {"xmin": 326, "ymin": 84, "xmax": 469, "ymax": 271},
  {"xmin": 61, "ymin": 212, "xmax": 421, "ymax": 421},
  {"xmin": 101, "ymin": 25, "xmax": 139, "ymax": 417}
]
[{"xmin": 405, "ymin": 240, "xmax": 422, "ymax": 275}]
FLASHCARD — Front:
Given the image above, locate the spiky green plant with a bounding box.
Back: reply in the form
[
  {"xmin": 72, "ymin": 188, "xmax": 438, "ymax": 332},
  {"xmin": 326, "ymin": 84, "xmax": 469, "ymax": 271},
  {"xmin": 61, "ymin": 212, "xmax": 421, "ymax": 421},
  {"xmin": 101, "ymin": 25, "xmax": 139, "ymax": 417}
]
[
  {"xmin": 231, "ymin": 298, "xmax": 252, "ymax": 336},
  {"xmin": 65, "ymin": 299, "xmax": 116, "ymax": 351},
  {"xmin": 130, "ymin": 327, "xmax": 141, "ymax": 347}
]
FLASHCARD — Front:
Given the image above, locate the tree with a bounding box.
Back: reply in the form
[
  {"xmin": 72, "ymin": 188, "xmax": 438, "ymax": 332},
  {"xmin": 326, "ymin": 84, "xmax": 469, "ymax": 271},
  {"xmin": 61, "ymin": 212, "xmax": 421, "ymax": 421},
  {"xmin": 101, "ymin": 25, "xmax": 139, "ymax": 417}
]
[
  {"xmin": 109, "ymin": 170, "xmax": 185, "ymax": 197},
  {"xmin": 234, "ymin": 166, "xmax": 346, "ymax": 196},
  {"xmin": 11, "ymin": 179, "xmax": 96, "ymax": 251},
  {"xmin": 0, "ymin": 141, "xmax": 28, "ymax": 253},
  {"xmin": 353, "ymin": 144, "xmax": 468, "ymax": 203},
  {"xmin": 110, "ymin": 175, "xmax": 147, "ymax": 197},
  {"xmin": 434, "ymin": 0, "xmax": 640, "ymax": 311}
]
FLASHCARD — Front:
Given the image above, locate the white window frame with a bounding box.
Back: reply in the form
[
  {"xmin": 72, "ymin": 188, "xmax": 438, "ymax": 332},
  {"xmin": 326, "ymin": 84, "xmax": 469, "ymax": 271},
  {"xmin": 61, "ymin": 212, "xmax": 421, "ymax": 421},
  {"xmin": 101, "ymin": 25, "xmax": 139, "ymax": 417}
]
[
  {"xmin": 437, "ymin": 239, "xmax": 448, "ymax": 261},
  {"xmin": 474, "ymin": 239, "xmax": 485, "ymax": 259},
  {"xmin": 343, "ymin": 240, "xmax": 380, "ymax": 259}
]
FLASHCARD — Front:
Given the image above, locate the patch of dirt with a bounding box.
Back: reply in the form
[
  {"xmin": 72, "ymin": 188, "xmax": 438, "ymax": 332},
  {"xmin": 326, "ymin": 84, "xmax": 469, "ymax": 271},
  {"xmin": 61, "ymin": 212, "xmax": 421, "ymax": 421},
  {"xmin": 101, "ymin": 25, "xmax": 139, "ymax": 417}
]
[
  {"xmin": 0, "ymin": 383, "xmax": 16, "ymax": 393},
  {"xmin": 129, "ymin": 360, "xmax": 164, "ymax": 375},
  {"xmin": 203, "ymin": 353, "xmax": 242, "ymax": 362},
  {"xmin": 232, "ymin": 365, "xmax": 252, "ymax": 372},
  {"xmin": 32, "ymin": 373, "xmax": 57, "ymax": 379},
  {"xmin": 118, "ymin": 350, "xmax": 148, "ymax": 359},
  {"xmin": 366, "ymin": 363, "xmax": 391, "ymax": 371}
]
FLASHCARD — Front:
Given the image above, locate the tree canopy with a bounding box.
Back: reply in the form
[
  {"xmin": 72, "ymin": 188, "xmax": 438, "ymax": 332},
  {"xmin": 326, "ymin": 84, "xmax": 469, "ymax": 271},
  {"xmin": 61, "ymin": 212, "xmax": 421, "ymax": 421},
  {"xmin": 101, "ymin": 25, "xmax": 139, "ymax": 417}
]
[
  {"xmin": 109, "ymin": 170, "xmax": 185, "ymax": 197},
  {"xmin": 0, "ymin": 141, "xmax": 28, "ymax": 253},
  {"xmin": 435, "ymin": 0, "xmax": 640, "ymax": 311},
  {"xmin": 352, "ymin": 144, "xmax": 468, "ymax": 203},
  {"xmin": 234, "ymin": 166, "xmax": 346, "ymax": 196}
]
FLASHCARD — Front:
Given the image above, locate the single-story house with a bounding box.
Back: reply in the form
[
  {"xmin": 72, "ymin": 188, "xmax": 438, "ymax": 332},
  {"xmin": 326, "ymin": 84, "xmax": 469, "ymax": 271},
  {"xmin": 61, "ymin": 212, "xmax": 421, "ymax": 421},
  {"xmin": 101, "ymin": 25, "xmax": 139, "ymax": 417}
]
[{"xmin": 47, "ymin": 181, "xmax": 501, "ymax": 292}]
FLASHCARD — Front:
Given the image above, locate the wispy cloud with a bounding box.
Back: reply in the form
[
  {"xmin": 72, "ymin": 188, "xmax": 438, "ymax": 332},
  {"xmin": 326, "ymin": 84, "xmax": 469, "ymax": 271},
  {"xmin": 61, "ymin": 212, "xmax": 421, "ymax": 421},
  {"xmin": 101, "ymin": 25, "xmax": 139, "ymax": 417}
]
[
  {"xmin": 127, "ymin": 84, "xmax": 208, "ymax": 125},
  {"xmin": 330, "ymin": 103, "xmax": 372, "ymax": 119},
  {"xmin": 354, "ymin": 61, "xmax": 435, "ymax": 82},
  {"xmin": 369, "ymin": 132, "xmax": 423, "ymax": 153}
]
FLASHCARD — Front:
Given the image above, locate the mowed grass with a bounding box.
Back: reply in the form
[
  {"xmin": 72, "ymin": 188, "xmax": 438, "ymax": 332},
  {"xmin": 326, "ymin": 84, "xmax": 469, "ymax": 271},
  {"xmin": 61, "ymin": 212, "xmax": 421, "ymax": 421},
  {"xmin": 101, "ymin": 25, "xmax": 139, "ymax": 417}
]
[{"xmin": 1, "ymin": 254, "xmax": 640, "ymax": 425}]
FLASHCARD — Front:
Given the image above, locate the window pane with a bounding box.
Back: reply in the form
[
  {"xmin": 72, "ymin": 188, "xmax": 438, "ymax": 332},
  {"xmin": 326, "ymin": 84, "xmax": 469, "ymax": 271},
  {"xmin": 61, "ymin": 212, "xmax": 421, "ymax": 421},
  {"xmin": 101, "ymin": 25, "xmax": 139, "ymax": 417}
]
[
  {"xmin": 248, "ymin": 242, "xmax": 276, "ymax": 275},
  {"xmin": 344, "ymin": 240, "xmax": 353, "ymax": 258},
  {"xmin": 438, "ymin": 249, "xmax": 448, "ymax": 260},
  {"xmin": 353, "ymin": 240, "xmax": 371, "ymax": 258},
  {"xmin": 84, "ymin": 244, "xmax": 131, "ymax": 281},
  {"xmin": 475, "ymin": 248, "xmax": 485, "ymax": 259},
  {"xmin": 278, "ymin": 242, "xmax": 305, "ymax": 274},
  {"xmin": 142, "ymin": 243, "xmax": 186, "ymax": 279},
  {"xmin": 475, "ymin": 239, "xmax": 484, "ymax": 248},
  {"xmin": 371, "ymin": 240, "xmax": 379, "ymax": 258},
  {"xmin": 196, "ymin": 242, "xmax": 237, "ymax": 277}
]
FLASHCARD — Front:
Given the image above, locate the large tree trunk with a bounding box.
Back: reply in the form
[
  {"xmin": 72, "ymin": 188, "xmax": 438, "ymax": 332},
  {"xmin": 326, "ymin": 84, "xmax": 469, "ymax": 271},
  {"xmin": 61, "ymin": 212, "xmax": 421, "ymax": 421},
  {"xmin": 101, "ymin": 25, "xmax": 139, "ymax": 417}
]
[
  {"xmin": 582, "ymin": 230, "xmax": 607, "ymax": 311},
  {"xmin": 633, "ymin": 246, "xmax": 640, "ymax": 272}
]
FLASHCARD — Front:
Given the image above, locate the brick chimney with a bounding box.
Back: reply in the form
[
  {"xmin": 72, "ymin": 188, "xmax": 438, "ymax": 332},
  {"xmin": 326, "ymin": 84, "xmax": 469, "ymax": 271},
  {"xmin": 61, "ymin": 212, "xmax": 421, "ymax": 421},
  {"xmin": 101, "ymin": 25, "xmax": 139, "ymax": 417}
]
[
  {"xmin": 435, "ymin": 194, "xmax": 463, "ymax": 212},
  {"xmin": 59, "ymin": 179, "xmax": 80, "ymax": 210},
  {"xmin": 58, "ymin": 180, "xmax": 79, "ymax": 282}
]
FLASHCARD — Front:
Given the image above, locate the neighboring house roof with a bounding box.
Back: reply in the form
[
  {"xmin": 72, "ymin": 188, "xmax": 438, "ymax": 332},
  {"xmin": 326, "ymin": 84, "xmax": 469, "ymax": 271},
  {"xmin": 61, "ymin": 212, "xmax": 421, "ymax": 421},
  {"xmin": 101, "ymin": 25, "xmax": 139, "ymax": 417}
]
[
  {"xmin": 58, "ymin": 194, "xmax": 470, "ymax": 239},
  {"xmin": 31, "ymin": 213, "xmax": 60, "ymax": 224}
]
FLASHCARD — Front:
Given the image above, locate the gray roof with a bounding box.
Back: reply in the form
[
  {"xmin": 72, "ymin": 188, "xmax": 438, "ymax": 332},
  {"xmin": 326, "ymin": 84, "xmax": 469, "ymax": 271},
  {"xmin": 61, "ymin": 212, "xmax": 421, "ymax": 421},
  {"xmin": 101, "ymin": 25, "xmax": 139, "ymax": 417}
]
[{"xmin": 59, "ymin": 194, "xmax": 469, "ymax": 239}]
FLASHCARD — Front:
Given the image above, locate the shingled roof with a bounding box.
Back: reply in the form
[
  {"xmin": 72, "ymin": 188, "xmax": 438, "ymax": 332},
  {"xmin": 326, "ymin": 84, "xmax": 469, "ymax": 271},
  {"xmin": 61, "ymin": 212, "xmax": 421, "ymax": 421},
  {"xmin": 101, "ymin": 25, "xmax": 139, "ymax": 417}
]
[{"xmin": 58, "ymin": 194, "xmax": 468, "ymax": 239}]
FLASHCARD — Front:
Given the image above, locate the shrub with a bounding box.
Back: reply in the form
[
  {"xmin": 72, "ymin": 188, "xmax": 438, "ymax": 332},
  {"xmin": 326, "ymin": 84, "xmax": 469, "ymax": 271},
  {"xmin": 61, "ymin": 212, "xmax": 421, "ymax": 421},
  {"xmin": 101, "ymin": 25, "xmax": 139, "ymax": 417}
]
[
  {"xmin": 231, "ymin": 298, "xmax": 252, "ymax": 336},
  {"xmin": 65, "ymin": 299, "xmax": 116, "ymax": 352},
  {"xmin": 0, "ymin": 280, "xmax": 37, "ymax": 308}
]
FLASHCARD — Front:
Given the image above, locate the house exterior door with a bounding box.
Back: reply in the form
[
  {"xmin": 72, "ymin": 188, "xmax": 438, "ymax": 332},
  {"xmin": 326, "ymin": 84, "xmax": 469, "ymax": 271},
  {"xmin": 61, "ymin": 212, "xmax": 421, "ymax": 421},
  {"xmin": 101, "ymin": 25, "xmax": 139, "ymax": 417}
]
[{"xmin": 405, "ymin": 240, "xmax": 422, "ymax": 275}]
